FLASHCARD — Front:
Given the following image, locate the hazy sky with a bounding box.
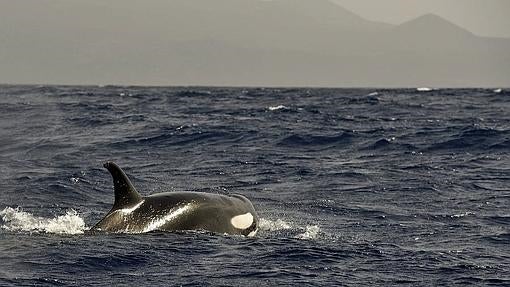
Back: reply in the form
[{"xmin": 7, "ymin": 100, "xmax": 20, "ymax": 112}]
[
  {"xmin": 332, "ymin": 0, "xmax": 510, "ymax": 38},
  {"xmin": 1, "ymin": 0, "xmax": 509, "ymax": 86}
]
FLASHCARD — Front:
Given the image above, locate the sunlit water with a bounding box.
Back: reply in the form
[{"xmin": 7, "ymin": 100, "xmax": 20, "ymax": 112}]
[{"xmin": 0, "ymin": 85, "xmax": 509, "ymax": 286}]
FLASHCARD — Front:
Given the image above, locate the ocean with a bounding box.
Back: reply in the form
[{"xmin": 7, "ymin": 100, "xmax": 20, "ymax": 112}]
[{"xmin": 0, "ymin": 85, "xmax": 509, "ymax": 286}]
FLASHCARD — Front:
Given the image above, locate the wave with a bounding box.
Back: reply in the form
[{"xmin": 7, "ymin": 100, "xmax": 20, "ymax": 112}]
[
  {"xmin": 174, "ymin": 90, "xmax": 213, "ymax": 97},
  {"xmin": 0, "ymin": 207, "xmax": 86, "ymax": 235},
  {"xmin": 363, "ymin": 137, "xmax": 416, "ymax": 151},
  {"xmin": 481, "ymin": 232, "xmax": 510, "ymax": 244},
  {"xmin": 484, "ymin": 215, "xmax": 510, "ymax": 225},
  {"xmin": 278, "ymin": 132, "xmax": 354, "ymax": 148},
  {"xmin": 425, "ymin": 127, "xmax": 510, "ymax": 151},
  {"xmin": 108, "ymin": 130, "xmax": 237, "ymax": 149},
  {"xmin": 490, "ymin": 139, "xmax": 510, "ymax": 149},
  {"xmin": 347, "ymin": 95, "xmax": 380, "ymax": 105},
  {"xmin": 267, "ymin": 105, "xmax": 289, "ymax": 111}
]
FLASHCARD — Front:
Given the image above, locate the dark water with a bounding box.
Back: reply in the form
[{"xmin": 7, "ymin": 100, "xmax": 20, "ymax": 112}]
[{"xmin": 0, "ymin": 85, "xmax": 509, "ymax": 286}]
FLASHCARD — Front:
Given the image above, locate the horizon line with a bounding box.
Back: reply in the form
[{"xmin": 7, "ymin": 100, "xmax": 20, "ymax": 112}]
[{"xmin": 1, "ymin": 82, "xmax": 508, "ymax": 90}]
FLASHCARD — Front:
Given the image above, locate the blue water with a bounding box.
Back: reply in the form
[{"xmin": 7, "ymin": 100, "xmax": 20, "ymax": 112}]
[{"xmin": 0, "ymin": 85, "xmax": 509, "ymax": 286}]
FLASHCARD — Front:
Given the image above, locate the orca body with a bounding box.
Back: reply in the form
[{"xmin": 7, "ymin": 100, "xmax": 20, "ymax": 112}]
[{"xmin": 92, "ymin": 162, "xmax": 258, "ymax": 236}]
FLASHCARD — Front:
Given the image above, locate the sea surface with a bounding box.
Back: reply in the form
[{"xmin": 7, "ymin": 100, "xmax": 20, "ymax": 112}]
[{"xmin": 0, "ymin": 85, "xmax": 509, "ymax": 286}]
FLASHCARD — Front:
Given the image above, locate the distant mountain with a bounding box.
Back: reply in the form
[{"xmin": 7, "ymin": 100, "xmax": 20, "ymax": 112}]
[
  {"xmin": 0, "ymin": 0, "xmax": 508, "ymax": 87},
  {"xmin": 394, "ymin": 13, "xmax": 474, "ymax": 37}
]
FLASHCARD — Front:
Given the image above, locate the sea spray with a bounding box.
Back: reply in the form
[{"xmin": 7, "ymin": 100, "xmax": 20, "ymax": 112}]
[
  {"xmin": 296, "ymin": 225, "xmax": 321, "ymax": 240},
  {"xmin": 0, "ymin": 207, "xmax": 86, "ymax": 235},
  {"xmin": 259, "ymin": 218, "xmax": 292, "ymax": 231}
]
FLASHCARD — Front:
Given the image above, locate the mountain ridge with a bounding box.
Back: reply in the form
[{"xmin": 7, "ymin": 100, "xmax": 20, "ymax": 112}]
[{"xmin": 393, "ymin": 13, "xmax": 475, "ymax": 39}]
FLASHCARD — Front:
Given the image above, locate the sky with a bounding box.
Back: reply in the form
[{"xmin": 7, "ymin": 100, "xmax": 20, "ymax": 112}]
[
  {"xmin": 0, "ymin": 0, "xmax": 509, "ymax": 86},
  {"xmin": 332, "ymin": 0, "xmax": 510, "ymax": 38}
]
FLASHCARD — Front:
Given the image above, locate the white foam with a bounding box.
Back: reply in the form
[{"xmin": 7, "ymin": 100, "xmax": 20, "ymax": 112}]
[
  {"xmin": 368, "ymin": 92, "xmax": 379, "ymax": 96},
  {"xmin": 258, "ymin": 218, "xmax": 292, "ymax": 231},
  {"xmin": 493, "ymin": 88, "xmax": 502, "ymax": 93},
  {"xmin": 268, "ymin": 105, "xmax": 288, "ymax": 111},
  {"xmin": 451, "ymin": 211, "xmax": 475, "ymax": 218},
  {"xmin": 417, "ymin": 87, "xmax": 432, "ymax": 92},
  {"xmin": 296, "ymin": 225, "xmax": 321, "ymax": 240},
  {"xmin": 0, "ymin": 207, "xmax": 86, "ymax": 235}
]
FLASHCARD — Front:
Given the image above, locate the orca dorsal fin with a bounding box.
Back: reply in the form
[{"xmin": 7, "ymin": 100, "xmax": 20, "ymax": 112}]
[{"xmin": 103, "ymin": 161, "xmax": 142, "ymax": 209}]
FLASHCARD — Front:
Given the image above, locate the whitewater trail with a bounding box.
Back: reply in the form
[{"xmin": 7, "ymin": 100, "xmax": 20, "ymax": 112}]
[
  {"xmin": 0, "ymin": 207, "xmax": 87, "ymax": 235},
  {"xmin": 259, "ymin": 218, "xmax": 323, "ymax": 240}
]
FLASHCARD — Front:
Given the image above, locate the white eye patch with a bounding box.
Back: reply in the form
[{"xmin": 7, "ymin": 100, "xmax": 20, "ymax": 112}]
[{"xmin": 230, "ymin": 213, "xmax": 254, "ymax": 229}]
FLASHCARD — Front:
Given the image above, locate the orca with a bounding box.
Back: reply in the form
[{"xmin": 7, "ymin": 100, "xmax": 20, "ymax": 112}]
[{"xmin": 92, "ymin": 162, "xmax": 258, "ymax": 236}]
